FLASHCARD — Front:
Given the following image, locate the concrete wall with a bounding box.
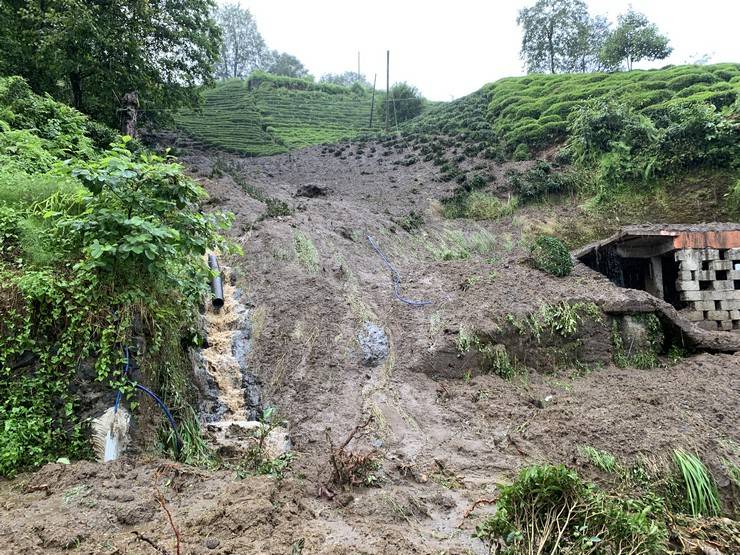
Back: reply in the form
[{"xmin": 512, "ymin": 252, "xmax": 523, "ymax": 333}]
[{"xmin": 676, "ymin": 248, "xmax": 740, "ymax": 332}]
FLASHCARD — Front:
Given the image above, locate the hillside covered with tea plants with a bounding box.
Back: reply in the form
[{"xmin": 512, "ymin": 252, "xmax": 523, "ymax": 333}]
[{"xmin": 175, "ymin": 72, "xmax": 383, "ymax": 155}]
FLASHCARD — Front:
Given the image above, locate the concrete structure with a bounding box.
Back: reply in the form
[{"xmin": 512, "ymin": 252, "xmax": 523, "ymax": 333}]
[{"xmin": 575, "ymin": 224, "xmax": 740, "ymax": 332}]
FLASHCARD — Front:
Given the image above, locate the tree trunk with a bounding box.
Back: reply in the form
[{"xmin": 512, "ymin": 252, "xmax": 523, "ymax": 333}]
[
  {"xmin": 70, "ymin": 71, "xmax": 82, "ymax": 110},
  {"xmin": 547, "ymin": 25, "xmax": 555, "ymax": 74}
]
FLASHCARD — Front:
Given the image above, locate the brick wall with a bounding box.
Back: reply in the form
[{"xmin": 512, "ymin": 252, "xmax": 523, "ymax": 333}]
[{"xmin": 676, "ymin": 248, "xmax": 740, "ymax": 332}]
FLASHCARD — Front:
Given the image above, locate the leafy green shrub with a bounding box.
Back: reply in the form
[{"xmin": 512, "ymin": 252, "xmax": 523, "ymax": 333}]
[
  {"xmin": 530, "ymin": 235, "xmax": 573, "ymax": 277},
  {"xmin": 0, "ymin": 86, "xmax": 231, "ymax": 476},
  {"xmin": 512, "ymin": 143, "xmax": 530, "ymax": 161},
  {"xmin": 568, "ymin": 100, "xmax": 657, "ymax": 164},
  {"xmin": 506, "ymin": 162, "xmax": 577, "ymax": 202},
  {"xmin": 85, "ymin": 120, "xmax": 119, "ymax": 149},
  {"xmin": 475, "ymin": 464, "xmax": 667, "ymax": 554}
]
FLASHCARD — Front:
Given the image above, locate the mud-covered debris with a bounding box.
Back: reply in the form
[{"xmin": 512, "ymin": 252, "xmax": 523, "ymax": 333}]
[
  {"xmin": 357, "ymin": 322, "xmax": 389, "ymax": 367},
  {"xmin": 296, "ymin": 184, "xmax": 328, "ymax": 198},
  {"xmin": 206, "ymin": 420, "xmax": 291, "ymax": 460}
]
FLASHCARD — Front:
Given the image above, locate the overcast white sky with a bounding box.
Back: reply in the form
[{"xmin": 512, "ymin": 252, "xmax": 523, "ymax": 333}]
[{"xmin": 225, "ymin": 0, "xmax": 740, "ymax": 101}]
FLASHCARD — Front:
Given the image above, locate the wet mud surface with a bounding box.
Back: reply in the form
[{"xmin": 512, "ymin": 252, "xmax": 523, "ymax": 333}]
[{"xmin": 1, "ymin": 138, "xmax": 738, "ymax": 554}]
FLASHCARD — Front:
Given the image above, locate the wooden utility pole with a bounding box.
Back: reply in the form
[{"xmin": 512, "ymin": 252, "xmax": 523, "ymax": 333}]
[
  {"xmin": 369, "ymin": 73, "xmax": 377, "ymax": 127},
  {"xmin": 385, "ymin": 50, "xmax": 390, "ymax": 132}
]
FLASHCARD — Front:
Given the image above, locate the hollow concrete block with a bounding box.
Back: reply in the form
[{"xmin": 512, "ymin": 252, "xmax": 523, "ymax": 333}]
[{"xmin": 676, "ymin": 280, "xmax": 700, "ymax": 291}]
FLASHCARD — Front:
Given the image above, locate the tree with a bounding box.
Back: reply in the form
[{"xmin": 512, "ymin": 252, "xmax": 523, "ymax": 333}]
[
  {"xmin": 319, "ymin": 71, "xmax": 371, "ymax": 88},
  {"xmin": 569, "ymin": 14, "xmax": 612, "ymax": 72},
  {"xmin": 517, "ymin": 0, "xmax": 590, "ymax": 74},
  {"xmin": 0, "ymin": 0, "xmax": 221, "ymax": 128},
  {"xmin": 599, "ymin": 9, "xmax": 672, "ymax": 71},
  {"xmin": 266, "ymin": 51, "xmax": 311, "ymax": 79},
  {"xmin": 379, "ymin": 82, "xmax": 424, "ymax": 126},
  {"xmin": 213, "ymin": 3, "xmax": 268, "ymax": 79}
]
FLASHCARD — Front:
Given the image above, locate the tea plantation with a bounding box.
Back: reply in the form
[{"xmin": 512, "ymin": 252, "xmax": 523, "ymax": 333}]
[
  {"xmin": 175, "ymin": 75, "xmax": 380, "ymax": 155},
  {"xmin": 405, "ymin": 63, "xmax": 740, "ymax": 154}
]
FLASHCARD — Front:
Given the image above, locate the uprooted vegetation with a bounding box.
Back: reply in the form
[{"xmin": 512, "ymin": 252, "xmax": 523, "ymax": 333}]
[{"xmin": 475, "ymin": 451, "xmax": 739, "ymax": 555}]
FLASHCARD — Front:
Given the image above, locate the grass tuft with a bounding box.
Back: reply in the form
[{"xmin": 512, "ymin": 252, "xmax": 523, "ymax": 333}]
[{"xmin": 672, "ymin": 449, "xmax": 721, "ymax": 517}]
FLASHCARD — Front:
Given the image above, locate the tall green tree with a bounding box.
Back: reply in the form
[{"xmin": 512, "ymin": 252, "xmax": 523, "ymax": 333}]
[
  {"xmin": 214, "ymin": 3, "xmax": 268, "ymax": 79},
  {"xmin": 266, "ymin": 51, "xmax": 311, "ymax": 79},
  {"xmin": 569, "ymin": 14, "xmax": 612, "ymax": 72},
  {"xmin": 599, "ymin": 9, "xmax": 672, "ymax": 71},
  {"xmin": 319, "ymin": 71, "xmax": 371, "ymax": 88},
  {"xmin": 517, "ymin": 0, "xmax": 589, "ymax": 74},
  {"xmin": 0, "ymin": 0, "xmax": 221, "ymax": 127},
  {"xmin": 379, "ymin": 82, "xmax": 424, "ymax": 126}
]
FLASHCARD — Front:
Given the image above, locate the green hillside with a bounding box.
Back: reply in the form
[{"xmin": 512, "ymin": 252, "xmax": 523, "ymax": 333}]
[
  {"xmin": 175, "ymin": 73, "xmax": 380, "ymax": 155},
  {"xmin": 405, "ymin": 63, "xmax": 740, "ymax": 154}
]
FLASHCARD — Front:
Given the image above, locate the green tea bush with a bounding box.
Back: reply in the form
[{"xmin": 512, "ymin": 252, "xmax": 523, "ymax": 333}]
[
  {"xmin": 568, "ymin": 98, "xmax": 739, "ymax": 197},
  {"xmin": 506, "ymin": 162, "xmax": 577, "ymax": 202},
  {"xmin": 512, "ymin": 143, "xmax": 530, "ymax": 161},
  {"xmin": 530, "ymin": 235, "xmax": 573, "ymax": 277}
]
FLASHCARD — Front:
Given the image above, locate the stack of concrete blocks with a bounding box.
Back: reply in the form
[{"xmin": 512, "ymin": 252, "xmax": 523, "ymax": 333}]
[{"xmin": 676, "ymin": 248, "xmax": 740, "ymax": 331}]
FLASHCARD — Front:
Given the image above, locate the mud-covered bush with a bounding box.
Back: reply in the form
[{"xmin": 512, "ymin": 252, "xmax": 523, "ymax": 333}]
[
  {"xmin": 475, "ymin": 464, "xmax": 668, "ymax": 554},
  {"xmin": 530, "ymin": 235, "xmax": 573, "ymax": 277},
  {"xmin": 506, "ymin": 162, "xmax": 577, "ymax": 202}
]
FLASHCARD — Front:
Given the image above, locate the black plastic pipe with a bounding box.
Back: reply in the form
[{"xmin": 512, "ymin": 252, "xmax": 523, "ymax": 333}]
[{"xmin": 208, "ymin": 254, "xmax": 225, "ymax": 309}]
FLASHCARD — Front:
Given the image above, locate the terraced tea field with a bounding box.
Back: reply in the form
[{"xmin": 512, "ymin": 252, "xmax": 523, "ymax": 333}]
[
  {"xmin": 405, "ymin": 63, "xmax": 740, "ymax": 153},
  {"xmin": 175, "ymin": 78, "xmax": 380, "ymax": 155}
]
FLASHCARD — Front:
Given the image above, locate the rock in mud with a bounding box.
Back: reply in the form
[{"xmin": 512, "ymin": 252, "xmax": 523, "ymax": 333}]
[
  {"xmin": 296, "ymin": 184, "xmax": 328, "ymax": 198},
  {"xmin": 206, "ymin": 420, "xmax": 291, "ymax": 460},
  {"xmin": 357, "ymin": 322, "xmax": 389, "ymax": 367}
]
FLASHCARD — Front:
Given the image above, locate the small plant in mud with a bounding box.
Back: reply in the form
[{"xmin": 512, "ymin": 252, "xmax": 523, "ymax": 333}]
[
  {"xmin": 293, "ymin": 231, "xmax": 319, "ymax": 273},
  {"xmin": 530, "ymin": 234, "xmax": 573, "ymax": 277},
  {"xmin": 579, "ymin": 445, "xmax": 619, "ymax": 473},
  {"xmin": 234, "ymin": 407, "xmax": 294, "ymax": 479},
  {"xmin": 508, "ymin": 301, "xmax": 602, "ymax": 342},
  {"xmin": 457, "ymin": 328, "xmax": 522, "ymax": 380},
  {"xmin": 475, "ymin": 464, "xmax": 668, "ymax": 554},
  {"xmin": 395, "ymin": 209, "xmax": 424, "ymax": 233},
  {"xmin": 611, "ymin": 314, "xmax": 663, "ymax": 369},
  {"xmin": 322, "ymin": 416, "xmax": 380, "ymax": 493}
]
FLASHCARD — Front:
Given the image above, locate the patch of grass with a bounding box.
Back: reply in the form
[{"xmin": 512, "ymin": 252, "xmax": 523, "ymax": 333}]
[
  {"xmin": 293, "ymin": 231, "xmax": 319, "ymax": 273},
  {"xmin": 672, "ymin": 450, "xmax": 721, "ymax": 517},
  {"xmin": 443, "ymin": 191, "xmax": 519, "ymax": 221},
  {"xmin": 425, "ymin": 228, "xmax": 499, "ymax": 261},
  {"xmin": 579, "ymin": 445, "xmax": 619, "ymax": 473}
]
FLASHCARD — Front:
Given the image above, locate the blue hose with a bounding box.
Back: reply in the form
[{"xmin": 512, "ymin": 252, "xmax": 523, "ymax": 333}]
[
  {"xmin": 112, "ymin": 345, "xmax": 182, "ymax": 455},
  {"xmin": 135, "ymin": 383, "xmax": 182, "ymax": 453},
  {"xmin": 368, "ymin": 235, "xmax": 433, "ymax": 307}
]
